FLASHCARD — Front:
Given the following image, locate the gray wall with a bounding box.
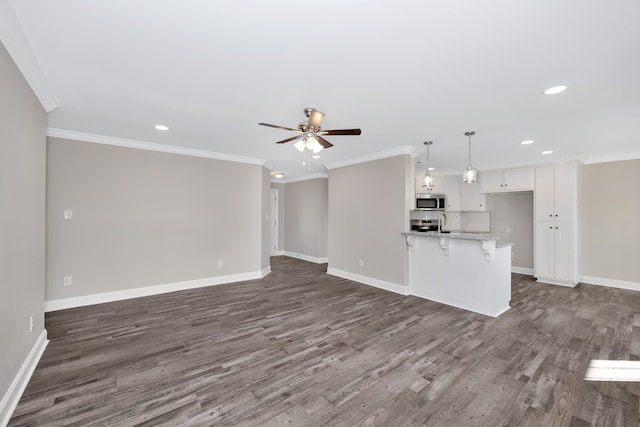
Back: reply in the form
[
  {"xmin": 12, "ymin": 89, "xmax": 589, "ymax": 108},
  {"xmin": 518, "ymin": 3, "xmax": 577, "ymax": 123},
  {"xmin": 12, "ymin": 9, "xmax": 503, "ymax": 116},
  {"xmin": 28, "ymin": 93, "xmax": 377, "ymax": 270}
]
[
  {"xmin": 328, "ymin": 155, "xmax": 412, "ymax": 286},
  {"xmin": 283, "ymin": 178, "xmax": 328, "ymax": 259},
  {"xmin": 0, "ymin": 42, "xmax": 46, "ymax": 403},
  {"xmin": 486, "ymin": 192, "xmax": 534, "ymax": 270},
  {"xmin": 46, "ymin": 137, "xmax": 265, "ymax": 301},
  {"xmin": 583, "ymin": 159, "xmax": 640, "ymax": 283},
  {"xmin": 260, "ymin": 166, "xmax": 271, "ymax": 270}
]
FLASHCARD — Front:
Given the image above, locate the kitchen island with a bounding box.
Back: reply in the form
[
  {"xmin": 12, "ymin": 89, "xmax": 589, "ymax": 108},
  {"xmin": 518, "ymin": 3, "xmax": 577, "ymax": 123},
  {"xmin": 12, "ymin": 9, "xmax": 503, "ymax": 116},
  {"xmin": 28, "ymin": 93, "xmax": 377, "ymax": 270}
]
[{"xmin": 402, "ymin": 231, "xmax": 512, "ymax": 317}]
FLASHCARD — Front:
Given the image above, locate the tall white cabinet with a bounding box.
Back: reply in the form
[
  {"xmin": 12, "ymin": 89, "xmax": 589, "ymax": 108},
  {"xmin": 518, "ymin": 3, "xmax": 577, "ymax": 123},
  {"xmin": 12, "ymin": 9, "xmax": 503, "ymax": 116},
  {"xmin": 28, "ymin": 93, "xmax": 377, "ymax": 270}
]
[{"xmin": 534, "ymin": 162, "xmax": 582, "ymax": 286}]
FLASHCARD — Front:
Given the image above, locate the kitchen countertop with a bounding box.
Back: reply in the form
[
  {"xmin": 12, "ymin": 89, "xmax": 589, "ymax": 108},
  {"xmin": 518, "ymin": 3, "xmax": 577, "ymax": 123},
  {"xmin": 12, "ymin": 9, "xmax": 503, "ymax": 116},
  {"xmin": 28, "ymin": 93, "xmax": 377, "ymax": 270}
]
[{"xmin": 402, "ymin": 231, "xmax": 513, "ymax": 248}]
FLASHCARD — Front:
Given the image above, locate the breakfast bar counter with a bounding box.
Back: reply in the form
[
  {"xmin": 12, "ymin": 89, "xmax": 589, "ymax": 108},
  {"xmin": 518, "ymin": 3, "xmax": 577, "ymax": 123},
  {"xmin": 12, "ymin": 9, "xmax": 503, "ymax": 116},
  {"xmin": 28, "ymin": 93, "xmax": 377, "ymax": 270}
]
[{"xmin": 402, "ymin": 231, "xmax": 512, "ymax": 317}]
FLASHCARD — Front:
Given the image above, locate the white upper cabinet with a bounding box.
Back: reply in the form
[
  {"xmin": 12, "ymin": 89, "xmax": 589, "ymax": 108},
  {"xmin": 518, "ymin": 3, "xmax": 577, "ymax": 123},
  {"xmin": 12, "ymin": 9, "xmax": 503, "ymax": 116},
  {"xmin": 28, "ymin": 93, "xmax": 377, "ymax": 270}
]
[
  {"xmin": 460, "ymin": 181, "xmax": 486, "ymax": 211},
  {"xmin": 443, "ymin": 175, "xmax": 461, "ymax": 211},
  {"xmin": 415, "ymin": 174, "xmax": 445, "ymax": 194},
  {"xmin": 479, "ymin": 167, "xmax": 534, "ymax": 193},
  {"xmin": 534, "ymin": 163, "xmax": 577, "ymax": 222}
]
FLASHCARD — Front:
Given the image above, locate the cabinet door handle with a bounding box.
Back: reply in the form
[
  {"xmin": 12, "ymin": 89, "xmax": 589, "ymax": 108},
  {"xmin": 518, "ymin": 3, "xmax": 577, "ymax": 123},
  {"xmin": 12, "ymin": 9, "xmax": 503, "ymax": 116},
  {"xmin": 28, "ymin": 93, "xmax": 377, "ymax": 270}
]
[
  {"xmin": 555, "ymin": 214, "xmax": 558, "ymax": 217},
  {"xmin": 549, "ymin": 226, "xmax": 553, "ymax": 229},
  {"xmin": 555, "ymin": 227, "xmax": 559, "ymax": 229},
  {"xmin": 549, "ymin": 214, "xmax": 552, "ymax": 217}
]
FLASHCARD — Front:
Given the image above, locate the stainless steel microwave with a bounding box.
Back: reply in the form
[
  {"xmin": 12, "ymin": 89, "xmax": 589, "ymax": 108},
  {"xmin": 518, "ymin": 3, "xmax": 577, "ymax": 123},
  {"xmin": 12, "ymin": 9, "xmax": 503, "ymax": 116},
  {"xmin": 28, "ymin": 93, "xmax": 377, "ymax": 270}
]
[{"xmin": 415, "ymin": 194, "xmax": 446, "ymax": 210}]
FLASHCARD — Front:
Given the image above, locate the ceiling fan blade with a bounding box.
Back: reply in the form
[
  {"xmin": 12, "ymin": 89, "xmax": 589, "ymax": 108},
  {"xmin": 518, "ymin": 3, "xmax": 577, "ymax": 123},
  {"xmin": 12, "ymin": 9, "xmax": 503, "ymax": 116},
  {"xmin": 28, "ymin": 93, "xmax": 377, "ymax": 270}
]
[
  {"xmin": 275, "ymin": 135, "xmax": 303, "ymax": 144},
  {"xmin": 315, "ymin": 135, "xmax": 334, "ymax": 149},
  {"xmin": 259, "ymin": 122, "xmax": 299, "ymax": 132},
  {"xmin": 307, "ymin": 110, "xmax": 325, "ymax": 131},
  {"xmin": 320, "ymin": 128, "xmax": 362, "ymax": 136}
]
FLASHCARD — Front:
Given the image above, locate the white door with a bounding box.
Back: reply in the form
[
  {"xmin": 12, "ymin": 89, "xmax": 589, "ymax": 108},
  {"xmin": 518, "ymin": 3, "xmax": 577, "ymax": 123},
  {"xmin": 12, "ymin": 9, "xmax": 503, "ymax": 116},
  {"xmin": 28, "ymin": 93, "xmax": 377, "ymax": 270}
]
[{"xmin": 270, "ymin": 189, "xmax": 279, "ymax": 255}]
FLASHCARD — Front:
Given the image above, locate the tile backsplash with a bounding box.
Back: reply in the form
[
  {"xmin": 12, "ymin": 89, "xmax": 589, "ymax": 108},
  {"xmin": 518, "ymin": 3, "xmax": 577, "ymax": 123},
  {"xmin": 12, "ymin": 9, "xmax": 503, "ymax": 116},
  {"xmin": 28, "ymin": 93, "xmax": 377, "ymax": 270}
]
[
  {"xmin": 443, "ymin": 211, "xmax": 491, "ymax": 233},
  {"xmin": 410, "ymin": 210, "xmax": 491, "ymax": 233}
]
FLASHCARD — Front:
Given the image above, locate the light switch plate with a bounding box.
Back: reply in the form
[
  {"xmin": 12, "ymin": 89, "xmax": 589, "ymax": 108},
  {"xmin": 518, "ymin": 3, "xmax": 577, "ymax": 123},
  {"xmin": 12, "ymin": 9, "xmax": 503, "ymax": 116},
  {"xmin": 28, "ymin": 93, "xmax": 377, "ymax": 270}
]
[{"xmin": 64, "ymin": 209, "xmax": 73, "ymax": 219}]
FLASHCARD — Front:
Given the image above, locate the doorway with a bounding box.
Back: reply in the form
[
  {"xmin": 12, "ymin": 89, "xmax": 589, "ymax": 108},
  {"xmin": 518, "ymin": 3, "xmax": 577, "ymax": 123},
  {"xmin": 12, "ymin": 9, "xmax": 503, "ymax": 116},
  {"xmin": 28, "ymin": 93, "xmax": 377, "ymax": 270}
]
[{"xmin": 270, "ymin": 189, "xmax": 279, "ymax": 255}]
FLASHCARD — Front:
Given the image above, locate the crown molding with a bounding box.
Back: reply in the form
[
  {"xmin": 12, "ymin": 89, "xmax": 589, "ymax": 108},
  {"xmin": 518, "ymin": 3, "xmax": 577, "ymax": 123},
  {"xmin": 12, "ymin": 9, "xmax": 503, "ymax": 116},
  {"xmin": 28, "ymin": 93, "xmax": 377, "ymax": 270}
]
[
  {"xmin": 580, "ymin": 151, "xmax": 640, "ymax": 165},
  {"xmin": 325, "ymin": 146, "xmax": 416, "ymax": 170},
  {"xmin": 47, "ymin": 128, "xmax": 266, "ymax": 166},
  {"xmin": 0, "ymin": 2, "xmax": 57, "ymax": 112},
  {"xmin": 276, "ymin": 173, "xmax": 328, "ymax": 184}
]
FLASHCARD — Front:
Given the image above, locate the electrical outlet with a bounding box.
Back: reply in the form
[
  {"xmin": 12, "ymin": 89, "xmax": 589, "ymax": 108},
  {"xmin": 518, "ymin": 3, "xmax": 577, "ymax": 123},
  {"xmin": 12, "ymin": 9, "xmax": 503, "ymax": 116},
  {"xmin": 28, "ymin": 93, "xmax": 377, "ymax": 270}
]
[
  {"xmin": 64, "ymin": 276, "xmax": 72, "ymax": 286},
  {"xmin": 29, "ymin": 314, "xmax": 34, "ymax": 332},
  {"xmin": 358, "ymin": 259, "xmax": 364, "ymax": 267},
  {"xmin": 217, "ymin": 260, "xmax": 223, "ymax": 268},
  {"xmin": 64, "ymin": 209, "xmax": 73, "ymax": 219},
  {"xmin": 506, "ymin": 226, "xmax": 512, "ymax": 233}
]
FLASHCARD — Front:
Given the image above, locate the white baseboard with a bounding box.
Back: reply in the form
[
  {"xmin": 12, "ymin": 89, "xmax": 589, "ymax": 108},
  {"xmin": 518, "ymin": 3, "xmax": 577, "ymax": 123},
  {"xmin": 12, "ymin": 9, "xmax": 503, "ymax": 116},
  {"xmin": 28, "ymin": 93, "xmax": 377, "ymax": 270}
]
[
  {"xmin": 271, "ymin": 251, "xmax": 285, "ymax": 256},
  {"xmin": 536, "ymin": 278, "xmax": 577, "ymax": 288},
  {"xmin": 327, "ymin": 267, "xmax": 408, "ymax": 296},
  {"xmin": 512, "ymin": 266, "xmax": 534, "ymax": 275},
  {"xmin": 45, "ymin": 270, "xmax": 267, "ymax": 312},
  {"xmin": 0, "ymin": 330, "xmax": 48, "ymax": 427},
  {"xmin": 284, "ymin": 251, "xmax": 328, "ymax": 264},
  {"xmin": 261, "ymin": 266, "xmax": 272, "ymax": 277},
  {"xmin": 581, "ymin": 276, "xmax": 640, "ymax": 292}
]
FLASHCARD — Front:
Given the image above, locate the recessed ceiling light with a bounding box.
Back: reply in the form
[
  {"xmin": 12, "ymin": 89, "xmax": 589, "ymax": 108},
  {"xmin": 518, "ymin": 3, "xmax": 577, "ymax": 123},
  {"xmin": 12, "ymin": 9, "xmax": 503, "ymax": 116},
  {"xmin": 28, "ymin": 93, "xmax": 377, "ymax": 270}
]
[
  {"xmin": 428, "ymin": 167, "xmax": 435, "ymax": 171},
  {"xmin": 155, "ymin": 125, "xmax": 169, "ymax": 131},
  {"xmin": 521, "ymin": 140, "xmax": 534, "ymax": 145},
  {"xmin": 542, "ymin": 150, "xmax": 553, "ymax": 154},
  {"xmin": 312, "ymin": 155, "xmax": 320, "ymax": 159},
  {"xmin": 544, "ymin": 85, "xmax": 567, "ymax": 95}
]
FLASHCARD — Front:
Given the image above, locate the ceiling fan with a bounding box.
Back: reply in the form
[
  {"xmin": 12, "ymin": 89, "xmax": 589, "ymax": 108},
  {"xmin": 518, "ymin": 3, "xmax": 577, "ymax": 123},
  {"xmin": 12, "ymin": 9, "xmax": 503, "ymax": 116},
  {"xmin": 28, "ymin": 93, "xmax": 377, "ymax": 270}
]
[{"xmin": 258, "ymin": 108, "xmax": 361, "ymax": 153}]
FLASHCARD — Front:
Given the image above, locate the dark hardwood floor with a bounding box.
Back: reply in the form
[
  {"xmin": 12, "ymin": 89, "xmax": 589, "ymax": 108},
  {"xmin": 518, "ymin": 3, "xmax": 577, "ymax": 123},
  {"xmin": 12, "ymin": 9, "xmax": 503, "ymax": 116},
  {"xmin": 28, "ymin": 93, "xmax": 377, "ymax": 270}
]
[{"xmin": 10, "ymin": 256, "xmax": 640, "ymax": 426}]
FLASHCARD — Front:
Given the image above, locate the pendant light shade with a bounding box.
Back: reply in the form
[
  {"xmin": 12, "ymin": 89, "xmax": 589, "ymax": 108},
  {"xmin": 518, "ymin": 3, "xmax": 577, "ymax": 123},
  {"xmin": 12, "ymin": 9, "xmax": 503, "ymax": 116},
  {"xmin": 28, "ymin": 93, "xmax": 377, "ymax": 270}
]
[
  {"xmin": 422, "ymin": 141, "xmax": 434, "ymax": 188},
  {"xmin": 462, "ymin": 131, "xmax": 478, "ymax": 183}
]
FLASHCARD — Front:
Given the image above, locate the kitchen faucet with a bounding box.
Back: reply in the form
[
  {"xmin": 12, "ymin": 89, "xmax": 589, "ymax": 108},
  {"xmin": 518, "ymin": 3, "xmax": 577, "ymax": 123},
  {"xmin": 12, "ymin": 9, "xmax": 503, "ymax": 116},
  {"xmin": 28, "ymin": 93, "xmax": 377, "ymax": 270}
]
[{"xmin": 438, "ymin": 213, "xmax": 447, "ymax": 235}]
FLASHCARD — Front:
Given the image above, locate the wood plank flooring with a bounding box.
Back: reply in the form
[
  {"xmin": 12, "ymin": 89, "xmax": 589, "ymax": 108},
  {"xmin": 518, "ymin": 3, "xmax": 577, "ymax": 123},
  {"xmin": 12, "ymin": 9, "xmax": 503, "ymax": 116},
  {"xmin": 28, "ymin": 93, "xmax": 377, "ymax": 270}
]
[{"xmin": 9, "ymin": 256, "xmax": 640, "ymax": 426}]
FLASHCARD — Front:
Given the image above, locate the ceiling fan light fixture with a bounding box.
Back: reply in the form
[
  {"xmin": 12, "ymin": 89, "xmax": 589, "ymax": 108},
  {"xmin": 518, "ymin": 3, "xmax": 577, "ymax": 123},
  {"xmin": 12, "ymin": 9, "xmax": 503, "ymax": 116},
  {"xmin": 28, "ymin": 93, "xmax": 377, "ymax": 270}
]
[
  {"xmin": 462, "ymin": 131, "xmax": 478, "ymax": 184},
  {"xmin": 294, "ymin": 140, "xmax": 306, "ymax": 152},
  {"xmin": 306, "ymin": 136, "xmax": 323, "ymax": 153}
]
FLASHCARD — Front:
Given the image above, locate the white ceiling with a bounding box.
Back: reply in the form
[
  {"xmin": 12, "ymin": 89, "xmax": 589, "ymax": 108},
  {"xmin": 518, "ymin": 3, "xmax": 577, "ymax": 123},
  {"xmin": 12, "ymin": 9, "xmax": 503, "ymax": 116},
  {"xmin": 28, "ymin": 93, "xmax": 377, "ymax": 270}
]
[{"xmin": 4, "ymin": 0, "xmax": 640, "ymax": 179}]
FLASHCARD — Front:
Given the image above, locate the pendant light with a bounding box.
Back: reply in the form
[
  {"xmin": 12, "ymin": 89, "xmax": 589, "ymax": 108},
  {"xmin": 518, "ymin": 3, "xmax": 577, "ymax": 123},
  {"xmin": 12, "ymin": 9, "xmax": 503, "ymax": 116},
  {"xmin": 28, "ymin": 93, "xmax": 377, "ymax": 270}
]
[
  {"xmin": 463, "ymin": 131, "xmax": 478, "ymax": 183},
  {"xmin": 422, "ymin": 141, "xmax": 434, "ymax": 188}
]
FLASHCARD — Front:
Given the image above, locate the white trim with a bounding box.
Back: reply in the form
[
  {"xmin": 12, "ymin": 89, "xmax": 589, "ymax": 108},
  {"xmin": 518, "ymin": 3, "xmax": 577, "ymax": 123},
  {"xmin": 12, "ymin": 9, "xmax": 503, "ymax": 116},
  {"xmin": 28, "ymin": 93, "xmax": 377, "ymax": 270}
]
[
  {"xmin": 327, "ymin": 267, "xmax": 409, "ymax": 296},
  {"xmin": 272, "ymin": 250, "xmax": 285, "ymax": 256},
  {"xmin": 0, "ymin": 3, "xmax": 57, "ymax": 112},
  {"xmin": 325, "ymin": 146, "xmax": 416, "ymax": 170},
  {"xmin": 415, "ymin": 293, "xmax": 509, "ymax": 318},
  {"xmin": 279, "ymin": 173, "xmax": 328, "ymax": 183},
  {"xmin": 512, "ymin": 266, "xmax": 534, "ymax": 275},
  {"xmin": 585, "ymin": 360, "xmax": 640, "ymax": 382},
  {"xmin": 0, "ymin": 330, "xmax": 48, "ymax": 426},
  {"xmin": 581, "ymin": 276, "xmax": 640, "ymax": 292},
  {"xmin": 284, "ymin": 251, "xmax": 328, "ymax": 264},
  {"xmin": 261, "ymin": 266, "xmax": 272, "ymax": 278},
  {"xmin": 46, "ymin": 128, "xmax": 266, "ymax": 166},
  {"xmin": 45, "ymin": 271, "xmax": 265, "ymax": 312},
  {"xmin": 581, "ymin": 152, "xmax": 640, "ymax": 165},
  {"xmin": 536, "ymin": 278, "xmax": 577, "ymax": 288}
]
